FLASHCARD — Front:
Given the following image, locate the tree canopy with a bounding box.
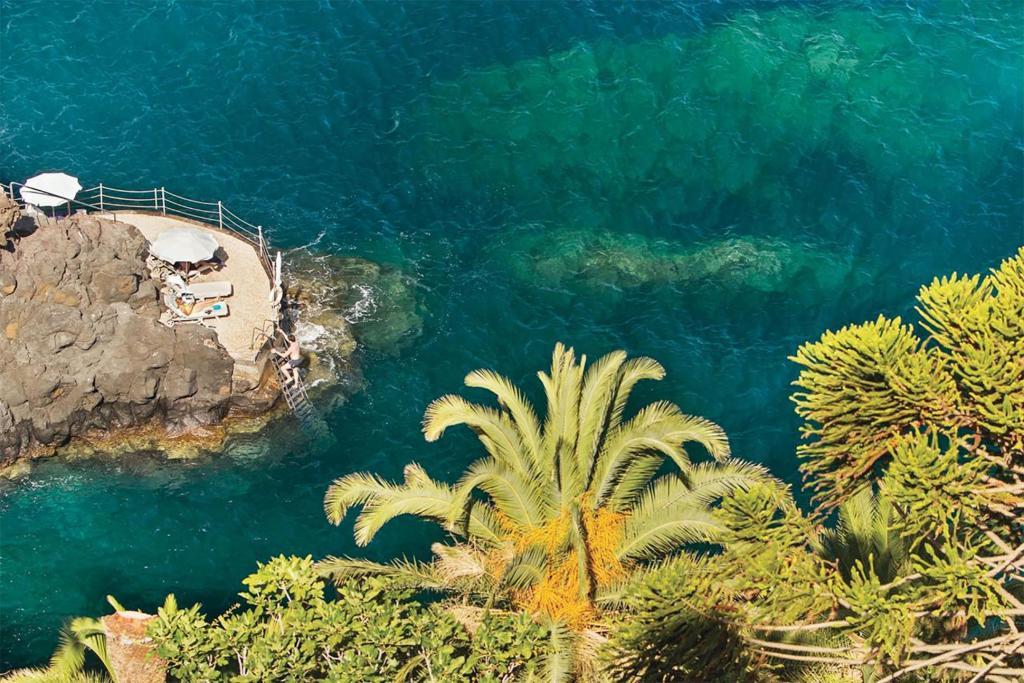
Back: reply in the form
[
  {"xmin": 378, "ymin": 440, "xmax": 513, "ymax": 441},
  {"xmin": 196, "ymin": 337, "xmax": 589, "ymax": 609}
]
[
  {"xmin": 322, "ymin": 343, "xmax": 766, "ymax": 677},
  {"xmin": 609, "ymin": 247, "xmax": 1024, "ymax": 681}
]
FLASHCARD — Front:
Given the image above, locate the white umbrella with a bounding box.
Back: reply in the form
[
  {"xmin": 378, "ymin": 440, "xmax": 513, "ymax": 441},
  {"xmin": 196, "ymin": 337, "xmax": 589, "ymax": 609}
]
[
  {"xmin": 19, "ymin": 172, "xmax": 82, "ymax": 207},
  {"xmin": 149, "ymin": 228, "xmax": 219, "ymax": 264}
]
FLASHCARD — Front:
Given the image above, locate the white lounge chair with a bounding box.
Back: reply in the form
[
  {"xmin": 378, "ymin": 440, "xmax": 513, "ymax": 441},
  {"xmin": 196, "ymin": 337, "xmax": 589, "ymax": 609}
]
[
  {"xmin": 169, "ymin": 301, "xmax": 229, "ymax": 325},
  {"xmin": 186, "ymin": 281, "xmax": 233, "ymax": 299}
]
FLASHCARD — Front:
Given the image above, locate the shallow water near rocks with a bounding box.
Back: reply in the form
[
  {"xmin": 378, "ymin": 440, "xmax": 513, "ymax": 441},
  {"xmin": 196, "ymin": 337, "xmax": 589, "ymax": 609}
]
[{"xmin": 1, "ymin": 0, "xmax": 1022, "ymax": 669}]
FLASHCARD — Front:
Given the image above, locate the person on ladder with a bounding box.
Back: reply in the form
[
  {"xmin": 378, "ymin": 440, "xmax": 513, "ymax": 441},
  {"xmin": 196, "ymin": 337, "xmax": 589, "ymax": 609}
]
[{"xmin": 273, "ymin": 330, "xmax": 304, "ymax": 387}]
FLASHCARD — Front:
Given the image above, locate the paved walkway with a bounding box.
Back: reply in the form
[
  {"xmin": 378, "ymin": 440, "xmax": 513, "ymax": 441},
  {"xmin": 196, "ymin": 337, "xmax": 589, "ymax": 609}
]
[{"xmin": 116, "ymin": 213, "xmax": 275, "ymax": 375}]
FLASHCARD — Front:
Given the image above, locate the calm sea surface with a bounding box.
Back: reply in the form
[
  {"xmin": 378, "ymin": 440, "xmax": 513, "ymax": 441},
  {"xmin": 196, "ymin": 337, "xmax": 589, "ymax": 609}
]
[{"xmin": 1, "ymin": 0, "xmax": 1022, "ymax": 668}]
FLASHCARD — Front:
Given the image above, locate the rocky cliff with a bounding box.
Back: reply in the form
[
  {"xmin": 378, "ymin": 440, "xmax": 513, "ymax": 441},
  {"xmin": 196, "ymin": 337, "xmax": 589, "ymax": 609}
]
[{"xmin": 0, "ymin": 195, "xmax": 277, "ymax": 464}]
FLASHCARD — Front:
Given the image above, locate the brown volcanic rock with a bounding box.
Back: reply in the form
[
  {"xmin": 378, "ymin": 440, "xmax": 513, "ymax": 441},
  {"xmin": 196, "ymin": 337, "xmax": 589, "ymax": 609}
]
[
  {"xmin": 0, "ymin": 188, "xmax": 19, "ymax": 238},
  {"xmin": 0, "ymin": 213, "xmax": 249, "ymax": 463}
]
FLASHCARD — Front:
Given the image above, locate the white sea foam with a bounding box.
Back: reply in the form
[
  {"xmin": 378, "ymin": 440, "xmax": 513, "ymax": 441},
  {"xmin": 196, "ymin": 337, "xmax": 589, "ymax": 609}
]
[
  {"xmin": 294, "ymin": 321, "xmax": 329, "ymax": 349},
  {"xmin": 343, "ymin": 284, "xmax": 377, "ymax": 324}
]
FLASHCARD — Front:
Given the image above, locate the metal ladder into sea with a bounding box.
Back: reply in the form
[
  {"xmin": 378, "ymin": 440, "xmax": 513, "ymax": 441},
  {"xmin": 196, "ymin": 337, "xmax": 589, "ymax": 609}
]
[
  {"xmin": 252, "ymin": 319, "xmax": 334, "ymax": 444},
  {"xmin": 271, "ymin": 354, "xmax": 333, "ymax": 442}
]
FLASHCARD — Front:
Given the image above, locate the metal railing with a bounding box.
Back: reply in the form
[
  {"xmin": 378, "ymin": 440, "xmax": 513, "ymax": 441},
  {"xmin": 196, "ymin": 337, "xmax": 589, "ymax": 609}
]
[{"xmin": 6, "ymin": 181, "xmax": 275, "ymax": 277}]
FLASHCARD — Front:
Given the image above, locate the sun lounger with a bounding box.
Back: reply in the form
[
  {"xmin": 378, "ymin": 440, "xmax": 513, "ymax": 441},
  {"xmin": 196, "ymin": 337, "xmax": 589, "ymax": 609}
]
[
  {"xmin": 190, "ymin": 255, "xmax": 225, "ymax": 278},
  {"xmin": 186, "ymin": 281, "xmax": 233, "ymax": 299},
  {"xmin": 169, "ymin": 301, "xmax": 229, "ymax": 325}
]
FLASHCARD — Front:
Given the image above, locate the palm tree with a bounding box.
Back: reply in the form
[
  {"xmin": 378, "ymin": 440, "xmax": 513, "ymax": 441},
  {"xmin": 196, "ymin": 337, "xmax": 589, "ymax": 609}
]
[
  {"xmin": 321, "ymin": 343, "xmax": 767, "ymax": 676},
  {"xmin": 817, "ymin": 487, "xmax": 907, "ymax": 584},
  {"xmin": 5, "ymin": 617, "xmax": 115, "ymax": 683}
]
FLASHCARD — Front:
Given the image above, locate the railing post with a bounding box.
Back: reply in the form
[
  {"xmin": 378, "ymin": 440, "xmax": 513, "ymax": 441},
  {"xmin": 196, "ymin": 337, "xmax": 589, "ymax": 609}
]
[
  {"xmin": 99, "ymin": 183, "xmax": 104, "ymax": 211},
  {"xmin": 154, "ymin": 188, "xmax": 159, "ymax": 211},
  {"xmin": 218, "ymin": 201, "xmax": 223, "ymax": 229},
  {"xmin": 161, "ymin": 187, "xmax": 166, "ymax": 215}
]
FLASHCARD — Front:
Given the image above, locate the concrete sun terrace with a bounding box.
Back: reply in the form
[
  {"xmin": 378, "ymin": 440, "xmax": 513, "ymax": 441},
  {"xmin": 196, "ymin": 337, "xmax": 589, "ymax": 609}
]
[{"xmin": 115, "ymin": 212, "xmax": 275, "ymax": 381}]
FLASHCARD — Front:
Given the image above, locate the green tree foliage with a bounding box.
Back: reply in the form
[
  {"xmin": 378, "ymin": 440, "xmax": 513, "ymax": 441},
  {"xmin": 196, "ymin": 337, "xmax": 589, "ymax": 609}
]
[
  {"xmin": 608, "ymin": 249, "xmax": 1024, "ymax": 681},
  {"xmin": 791, "ymin": 256, "xmax": 1023, "ymax": 508},
  {"xmin": 322, "ymin": 344, "xmax": 767, "ymax": 677},
  {"xmin": 146, "ymin": 555, "xmax": 550, "ymax": 682}
]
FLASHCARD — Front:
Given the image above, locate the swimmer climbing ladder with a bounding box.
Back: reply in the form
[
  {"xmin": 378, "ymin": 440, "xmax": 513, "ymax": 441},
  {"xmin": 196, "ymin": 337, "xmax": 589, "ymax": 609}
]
[{"xmin": 272, "ymin": 354, "xmax": 334, "ymax": 442}]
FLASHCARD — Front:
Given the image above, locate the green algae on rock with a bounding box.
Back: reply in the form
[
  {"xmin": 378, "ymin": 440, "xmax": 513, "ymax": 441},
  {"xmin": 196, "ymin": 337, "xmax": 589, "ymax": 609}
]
[{"xmin": 421, "ymin": 5, "xmax": 1022, "ymax": 236}]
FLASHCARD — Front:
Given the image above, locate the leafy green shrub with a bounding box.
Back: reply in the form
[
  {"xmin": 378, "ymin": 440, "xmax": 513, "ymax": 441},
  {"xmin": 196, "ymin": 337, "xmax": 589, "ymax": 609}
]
[{"xmin": 147, "ymin": 555, "xmax": 549, "ymax": 682}]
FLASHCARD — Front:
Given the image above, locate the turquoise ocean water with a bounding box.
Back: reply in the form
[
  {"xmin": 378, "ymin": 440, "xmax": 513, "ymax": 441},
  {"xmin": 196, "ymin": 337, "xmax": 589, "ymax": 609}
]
[{"xmin": 1, "ymin": 0, "xmax": 1022, "ymax": 669}]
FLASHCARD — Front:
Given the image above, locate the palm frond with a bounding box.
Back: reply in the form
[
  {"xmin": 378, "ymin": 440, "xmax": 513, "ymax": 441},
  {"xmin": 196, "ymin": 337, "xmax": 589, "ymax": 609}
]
[
  {"xmin": 423, "ymin": 395, "xmax": 536, "ymax": 476},
  {"xmin": 818, "ymin": 487, "xmax": 907, "ymax": 583},
  {"xmin": 315, "ymin": 555, "xmax": 446, "ymax": 590},
  {"xmin": 323, "ymin": 470, "xmax": 404, "ymax": 526},
  {"xmin": 606, "ymin": 356, "xmax": 665, "ymax": 432},
  {"xmin": 353, "ymin": 479, "xmax": 460, "ymax": 547},
  {"xmin": 608, "ymin": 460, "xmax": 767, "ymax": 530},
  {"xmin": 445, "ymin": 496, "xmax": 507, "ymax": 547},
  {"xmin": 500, "ymin": 545, "xmax": 549, "ymax": 591},
  {"xmin": 601, "ymin": 454, "xmax": 663, "ymax": 512},
  {"xmin": 325, "ymin": 463, "xmax": 505, "ymax": 547},
  {"xmin": 2, "ymin": 670, "xmax": 109, "ymax": 683},
  {"xmin": 464, "ymin": 368, "xmax": 545, "ymax": 469},
  {"xmin": 618, "ymin": 501, "xmax": 724, "ymax": 561},
  {"xmin": 669, "ymin": 414, "xmax": 731, "ymax": 463},
  {"xmin": 539, "ymin": 617, "xmax": 575, "ymax": 683},
  {"xmin": 591, "ymin": 401, "xmax": 691, "ymax": 503},
  {"xmin": 0, "ymin": 669, "xmax": 55, "ymax": 682},
  {"xmin": 624, "ymin": 463, "xmax": 768, "ymax": 535},
  {"xmin": 619, "ymin": 460, "xmax": 768, "ymax": 516},
  {"xmin": 679, "ymin": 460, "xmax": 771, "ymax": 495},
  {"xmin": 451, "ymin": 458, "xmax": 549, "ymax": 529},
  {"xmin": 575, "ymin": 349, "xmax": 627, "ymax": 485},
  {"xmin": 48, "ymin": 627, "xmax": 86, "ymax": 677},
  {"xmin": 539, "ymin": 343, "xmax": 583, "ymax": 471},
  {"xmin": 48, "ymin": 617, "xmax": 112, "ymax": 683}
]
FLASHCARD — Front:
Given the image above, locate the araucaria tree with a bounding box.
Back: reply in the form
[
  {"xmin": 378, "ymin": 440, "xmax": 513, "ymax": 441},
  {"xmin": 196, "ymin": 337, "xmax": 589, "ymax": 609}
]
[
  {"xmin": 322, "ymin": 343, "xmax": 766, "ymax": 677},
  {"xmin": 609, "ymin": 247, "xmax": 1024, "ymax": 681}
]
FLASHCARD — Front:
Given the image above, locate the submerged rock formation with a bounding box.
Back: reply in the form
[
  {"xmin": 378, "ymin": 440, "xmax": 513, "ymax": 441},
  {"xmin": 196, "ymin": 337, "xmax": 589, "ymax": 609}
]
[
  {"xmin": 420, "ymin": 5, "xmax": 1020, "ymax": 237},
  {"xmin": 0, "ymin": 204, "xmax": 276, "ymax": 464},
  {"xmin": 495, "ymin": 228, "xmax": 863, "ymax": 297}
]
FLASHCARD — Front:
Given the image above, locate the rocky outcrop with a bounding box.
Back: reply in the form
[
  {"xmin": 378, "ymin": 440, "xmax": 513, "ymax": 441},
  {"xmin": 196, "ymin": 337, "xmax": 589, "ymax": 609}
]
[
  {"xmin": 0, "ymin": 211, "xmax": 273, "ymax": 464},
  {"xmin": 0, "ymin": 188, "xmax": 19, "ymax": 250}
]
